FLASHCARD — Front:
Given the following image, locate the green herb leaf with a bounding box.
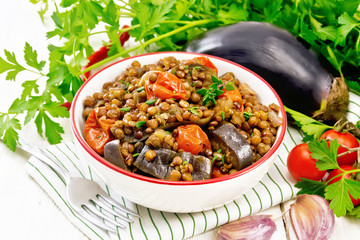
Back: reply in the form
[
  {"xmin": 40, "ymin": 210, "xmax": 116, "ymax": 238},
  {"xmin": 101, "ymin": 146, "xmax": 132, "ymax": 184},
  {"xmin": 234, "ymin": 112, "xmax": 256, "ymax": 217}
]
[
  {"xmin": 285, "ymin": 106, "xmax": 332, "ymax": 140},
  {"xmin": 196, "ymin": 88, "xmax": 207, "ymax": 96},
  {"xmin": 348, "ymin": 206, "xmax": 360, "ymax": 218},
  {"xmin": 120, "ymin": 107, "xmax": 132, "ymax": 112},
  {"xmin": 325, "ymin": 178, "xmax": 360, "ymax": 217},
  {"xmin": 225, "ymin": 82, "xmax": 235, "ymax": 91},
  {"xmin": 136, "ymin": 86, "xmax": 145, "ymax": 92},
  {"xmin": 0, "ymin": 114, "xmax": 21, "ymax": 151},
  {"xmin": 188, "ymin": 106, "xmax": 199, "ymax": 115},
  {"xmin": 221, "ymin": 111, "xmax": 225, "ymax": 120},
  {"xmin": 308, "ymin": 139, "xmax": 340, "ymax": 171},
  {"xmin": 146, "ymin": 99, "xmax": 156, "ymax": 105},
  {"xmin": 243, "ymin": 112, "xmax": 252, "ymax": 120},
  {"xmin": 221, "ymin": 154, "xmax": 225, "ymax": 164},
  {"xmin": 0, "ymin": 50, "xmax": 26, "ymax": 81},
  {"xmin": 24, "ymin": 42, "xmax": 46, "ymax": 72},
  {"xmin": 295, "ymin": 178, "xmax": 327, "ymax": 197},
  {"xmin": 135, "ymin": 121, "xmax": 146, "ymax": 128},
  {"xmin": 133, "ymin": 153, "xmax": 140, "ymax": 157}
]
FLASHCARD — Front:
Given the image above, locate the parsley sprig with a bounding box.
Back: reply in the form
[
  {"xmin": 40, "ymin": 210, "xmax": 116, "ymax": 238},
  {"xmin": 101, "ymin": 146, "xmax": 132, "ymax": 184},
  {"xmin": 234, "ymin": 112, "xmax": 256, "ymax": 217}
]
[
  {"xmin": 296, "ymin": 139, "xmax": 360, "ymax": 217},
  {"xmin": 287, "ymin": 107, "xmax": 360, "ymax": 217}
]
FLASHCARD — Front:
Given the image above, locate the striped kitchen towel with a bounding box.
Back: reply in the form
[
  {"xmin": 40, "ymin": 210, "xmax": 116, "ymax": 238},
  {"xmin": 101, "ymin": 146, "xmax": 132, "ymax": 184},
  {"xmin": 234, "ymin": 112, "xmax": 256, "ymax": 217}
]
[{"xmin": 25, "ymin": 92, "xmax": 360, "ymax": 240}]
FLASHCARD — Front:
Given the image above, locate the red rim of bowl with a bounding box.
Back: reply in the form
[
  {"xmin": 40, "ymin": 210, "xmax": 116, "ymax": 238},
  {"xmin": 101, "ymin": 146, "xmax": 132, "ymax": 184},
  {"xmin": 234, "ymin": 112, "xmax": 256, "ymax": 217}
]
[{"xmin": 71, "ymin": 51, "xmax": 287, "ymax": 186}]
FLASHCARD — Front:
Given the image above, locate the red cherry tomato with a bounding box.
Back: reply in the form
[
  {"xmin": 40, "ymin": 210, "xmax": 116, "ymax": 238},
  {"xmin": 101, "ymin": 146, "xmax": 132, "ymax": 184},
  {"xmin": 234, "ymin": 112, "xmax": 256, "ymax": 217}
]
[
  {"xmin": 145, "ymin": 72, "xmax": 188, "ymax": 100},
  {"xmin": 212, "ymin": 166, "xmax": 228, "ymax": 178},
  {"xmin": 219, "ymin": 87, "xmax": 242, "ymax": 102},
  {"xmin": 326, "ymin": 165, "xmax": 360, "ymax": 207},
  {"xmin": 287, "ymin": 143, "xmax": 327, "ymax": 181},
  {"xmin": 84, "ymin": 108, "xmax": 116, "ymax": 155},
  {"xmin": 182, "ymin": 57, "xmax": 218, "ymax": 74},
  {"xmin": 175, "ymin": 124, "xmax": 211, "ymax": 155},
  {"xmin": 320, "ymin": 130, "xmax": 359, "ymax": 166}
]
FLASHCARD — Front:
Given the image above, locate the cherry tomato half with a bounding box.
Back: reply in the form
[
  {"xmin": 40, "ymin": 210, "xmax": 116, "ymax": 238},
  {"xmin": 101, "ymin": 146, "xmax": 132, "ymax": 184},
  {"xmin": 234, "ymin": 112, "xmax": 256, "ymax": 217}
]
[
  {"xmin": 287, "ymin": 143, "xmax": 327, "ymax": 181},
  {"xmin": 326, "ymin": 165, "xmax": 360, "ymax": 207},
  {"xmin": 320, "ymin": 130, "xmax": 359, "ymax": 166},
  {"xmin": 219, "ymin": 87, "xmax": 242, "ymax": 102},
  {"xmin": 145, "ymin": 72, "xmax": 187, "ymax": 100},
  {"xmin": 84, "ymin": 108, "xmax": 116, "ymax": 155},
  {"xmin": 182, "ymin": 57, "xmax": 218, "ymax": 74},
  {"xmin": 175, "ymin": 124, "xmax": 211, "ymax": 155},
  {"xmin": 212, "ymin": 166, "xmax": 228, "ymax": 178}
]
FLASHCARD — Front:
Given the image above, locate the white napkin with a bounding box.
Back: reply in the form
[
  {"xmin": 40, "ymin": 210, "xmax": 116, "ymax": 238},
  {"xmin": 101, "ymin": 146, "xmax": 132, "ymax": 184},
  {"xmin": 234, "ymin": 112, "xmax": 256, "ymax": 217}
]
[{"xmin": 25, "ymin": 92, "xmax": 360, "ymax": 240}]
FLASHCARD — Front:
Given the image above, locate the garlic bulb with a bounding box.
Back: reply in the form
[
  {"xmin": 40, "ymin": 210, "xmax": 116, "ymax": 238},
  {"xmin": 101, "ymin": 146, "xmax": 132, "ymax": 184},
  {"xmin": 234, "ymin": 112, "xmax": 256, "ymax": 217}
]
[
  {"xmin": 290, "ymin": 194, "xmax": 335, "ymax": 240},
  {"xmin": 217, "ymin": 215, "xmax": 276, "ymax": 240}
]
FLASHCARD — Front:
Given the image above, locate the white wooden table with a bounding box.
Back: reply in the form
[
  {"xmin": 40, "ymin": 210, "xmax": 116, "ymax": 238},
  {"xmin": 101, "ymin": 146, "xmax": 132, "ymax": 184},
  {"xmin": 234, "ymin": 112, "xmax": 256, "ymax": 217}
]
[{"xmin": 1, "ymin": 1, "xmax": 359, "ymax": 239}]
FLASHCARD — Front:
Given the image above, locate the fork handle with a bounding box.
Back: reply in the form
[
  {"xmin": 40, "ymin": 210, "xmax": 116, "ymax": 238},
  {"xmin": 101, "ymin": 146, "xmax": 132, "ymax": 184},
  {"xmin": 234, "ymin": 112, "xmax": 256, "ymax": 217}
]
[{"xmin": 17, "ymin": 137, "xmax": 71, "ymax": 184}]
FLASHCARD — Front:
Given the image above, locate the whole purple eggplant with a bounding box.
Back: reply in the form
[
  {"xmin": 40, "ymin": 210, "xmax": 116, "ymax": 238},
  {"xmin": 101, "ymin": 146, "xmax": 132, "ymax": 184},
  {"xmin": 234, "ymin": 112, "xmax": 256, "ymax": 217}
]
[{"xmin": 186, "ymin": 21, "xmax": 348, "ymax": 122}]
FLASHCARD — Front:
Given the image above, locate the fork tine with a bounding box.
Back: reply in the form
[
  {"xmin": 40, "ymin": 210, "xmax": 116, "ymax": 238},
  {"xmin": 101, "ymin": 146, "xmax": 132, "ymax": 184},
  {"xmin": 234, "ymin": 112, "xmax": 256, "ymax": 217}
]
[
  {"xmin": 97, "ymin": 193, "xmax": 141, "ymax": 218},
  {"xmin": 84, "ymin": 204, "xmax": 127, "ymax": 229},
  {"xmin": 91, "ymin": 199, "xmax": 134, "ymax": 223},
  {"xmin": 75, "ymin": 207, "xmax": 119, "ymax": 232}
]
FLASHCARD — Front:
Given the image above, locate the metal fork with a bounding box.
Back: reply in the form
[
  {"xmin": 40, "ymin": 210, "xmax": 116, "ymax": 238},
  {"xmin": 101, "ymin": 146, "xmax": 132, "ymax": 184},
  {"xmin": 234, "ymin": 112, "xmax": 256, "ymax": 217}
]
[{"xmin": 16, "ymin": 136, "xmax": 140, "ymax": 232}]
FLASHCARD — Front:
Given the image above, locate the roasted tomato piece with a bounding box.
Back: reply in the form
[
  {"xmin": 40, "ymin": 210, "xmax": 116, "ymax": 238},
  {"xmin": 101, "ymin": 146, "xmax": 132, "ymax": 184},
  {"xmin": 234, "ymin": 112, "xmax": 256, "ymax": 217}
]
[
  {"xmin": 175, "ymin": 124, "xmax": 211, "ymax": 155},
  {"xmin": 183, "ymin": 56, "xmax": 218, "ymax": 74},
  {"xmin": 84, "ymin": 108, "xmax": 116, "ymax": 155},
  {"xmin": 145, "ymin": 71, "xmax": 187, "ymax": 100}
]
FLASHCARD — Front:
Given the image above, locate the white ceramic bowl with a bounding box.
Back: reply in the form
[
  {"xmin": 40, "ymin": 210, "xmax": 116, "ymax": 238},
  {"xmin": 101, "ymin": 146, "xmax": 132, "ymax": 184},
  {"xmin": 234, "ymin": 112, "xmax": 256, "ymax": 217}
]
[{"xmin": 71, "ymin": 52, "xmax": 287, "ymax": 213}]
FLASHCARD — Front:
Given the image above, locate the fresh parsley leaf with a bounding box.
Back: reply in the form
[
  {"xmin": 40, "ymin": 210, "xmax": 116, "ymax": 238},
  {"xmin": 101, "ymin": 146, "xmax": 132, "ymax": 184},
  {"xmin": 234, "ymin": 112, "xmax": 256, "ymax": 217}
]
[
  {"xmin": 285, "ymin": 106, "xmax": 332, "ymax": 140},
  {"xmin": 0, "ymin": 50, "xmax": 26, "ymax": 81},
  {"xmin": 325, "ymin": 178, "xmax": 360, "ymax": 217},
  {"xmin": 348, "ymin": 206, "xmax": 360, "ymax": 218},
  {"xmin": 295, "ymin": 178, "xmax": 327, "ymax": 198},
  {"xmin": 20, "ymin": 80, "xmax": 39, "ymax": 99},
  {"xmin": 0, "ymin": 114, "xmax": 21, "ymax": 151},
  {"xmin": 24, "ymin": 42, "xmax": 46, "ymax": 72},
  {"xmin": 133, "ymin": 153, "xmax": 140, "ymax": 157},
  {"xmin": 34, "ymin": 109, "xmax": 64, "ymax": 144},
  {"xmin": 221, "ymin": 111, "xmax": 225, "ymax": 120},
  {"xmin": 308, "ymin": 139, "xmax": 340, "ymax": 171}
]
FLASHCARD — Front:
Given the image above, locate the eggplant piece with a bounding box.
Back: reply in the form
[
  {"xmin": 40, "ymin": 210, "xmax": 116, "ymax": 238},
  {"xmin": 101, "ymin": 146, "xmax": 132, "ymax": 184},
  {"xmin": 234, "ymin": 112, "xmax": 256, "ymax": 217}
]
[
  {"xmin": 189, "ymin": 154, "xmax": 213, "ymax": 180},
  {"xmin": 134, "ymin": 145, "xmax": 213, "ymax": 180},
  {"xmin": 104, "ymin": 140, "xmax": 130, "ymax": 171},
  {"xmin": 208, "ymin": 123, "xmax": 252, "ymax": 171},
  {"xmin": 186, "ymin": 21, "xmax": 349, "ymax": 122},
  {"xmin": 166, "ymin": 151, "xmax": 212, "ymax": 180},
  {"xmin": 134, "ymin": 145, "xmax": 175, "ymax": 179}
]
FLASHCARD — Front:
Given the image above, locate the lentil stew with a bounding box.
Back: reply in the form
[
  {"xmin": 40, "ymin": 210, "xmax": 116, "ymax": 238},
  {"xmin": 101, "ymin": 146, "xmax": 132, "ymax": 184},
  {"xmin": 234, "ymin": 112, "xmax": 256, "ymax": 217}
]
[{"xmin": 82, "ymin": 56, "xmax": 283, "ymax": 181}]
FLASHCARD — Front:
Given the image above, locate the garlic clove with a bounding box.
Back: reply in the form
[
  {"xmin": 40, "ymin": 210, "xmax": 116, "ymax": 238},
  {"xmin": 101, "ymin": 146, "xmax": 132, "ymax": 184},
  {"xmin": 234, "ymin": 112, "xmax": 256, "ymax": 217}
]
[
  {"xmin": 290, "ymin": 194, "xmax": 335, "ymax": 240},
  {"xmin": 217, "ymin": 215, "xmax": 276, "ymax": 240}
]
